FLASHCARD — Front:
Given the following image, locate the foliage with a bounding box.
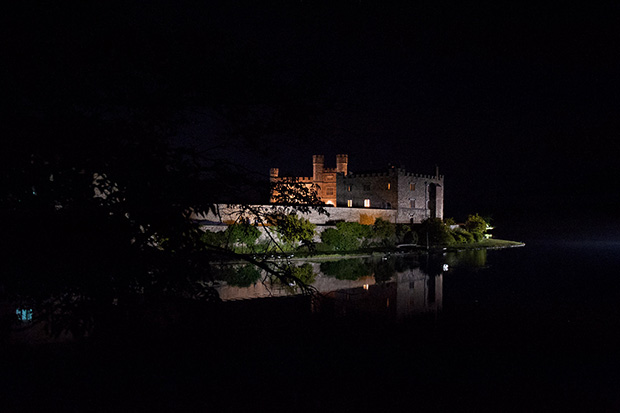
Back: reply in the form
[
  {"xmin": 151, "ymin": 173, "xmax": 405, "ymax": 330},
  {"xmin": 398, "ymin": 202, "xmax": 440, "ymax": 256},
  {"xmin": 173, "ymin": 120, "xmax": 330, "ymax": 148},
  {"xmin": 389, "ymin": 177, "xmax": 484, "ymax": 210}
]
[
  {"xmin": 338, "ymin": 221, "xmax": 373, "ymax": 239},
  {"xmin": 270, "ymin": 179, "xmax": 325, "ymax": 214},
  {"xmin": 452, "ymin": 228, "xmax": 475, "ymax": 244},
  {"xmin": 319, "ymin": 228, "xmax": 347, "ymax": 251},
  {"xmin": 372, "ymin": 259, "xmax": 396, "ymax": 283},
  {"xmin": 444, "ymin": 217, "xmax": 456, "ymax": 226},
  {"xmin": 320, "ymin": 259, "xmax": 372, "ymax": 280},
  {"xmin": 395, "ymin": 225, "xmax": 419, "ymax": 244},
  {"xmin": 290, "ymin": 263, "xmax": 316, "ymax": 285},
  {"xmin": 223, "ymin": 265, "xmax": 262, "ymax": 288},
  {"xmin": 274, "ymin": 214, "xmax": 316, "ymax": 245},
  {"xmin": 225, "ymin": 223, "xmax": 261, "ymax": 252},
  {"xmin": 200, "ymin": 230, "xmax": 227, "ymax": 249},
  {"xmin": 465, "ymin": 213, "xmax": 488, "ymax": 235},
  {"xmin": 373, "ymin": 218, "xmax": 397, "ymax": 246},
  {"xmin": 1, "ymin": 2, "xmax": 331, "ymax": 339},
  {"xmin": 403, "ymin": 230, "xmax": 419, "ymax": 245},
  {"xmin": 419, "ymin": 218, "xmax": 455, "ymax": 246},
  {"xmin": 320, "ymin": 221, "xmax": 372, "ymax": 251}
]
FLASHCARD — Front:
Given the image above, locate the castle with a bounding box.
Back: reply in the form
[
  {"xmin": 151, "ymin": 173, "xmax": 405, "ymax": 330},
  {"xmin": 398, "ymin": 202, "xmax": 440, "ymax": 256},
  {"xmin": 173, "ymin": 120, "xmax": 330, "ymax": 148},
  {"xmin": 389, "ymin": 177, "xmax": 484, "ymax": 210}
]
[
  {"xmin": 270, "ymin": 154, "xmax": 444, "ymax": 224},
  {"xmin": 270, "ymin": 154, "xmax": 348, "ymax": 206}
]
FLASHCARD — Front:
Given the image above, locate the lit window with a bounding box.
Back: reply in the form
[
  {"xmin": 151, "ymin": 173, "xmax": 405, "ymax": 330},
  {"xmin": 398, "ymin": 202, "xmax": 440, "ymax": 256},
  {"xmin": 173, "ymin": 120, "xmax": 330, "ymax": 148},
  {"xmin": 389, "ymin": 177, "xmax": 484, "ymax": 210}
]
[
  {"xmin": 347, "ymin": 185, "xmax": 352, "ymax": 192},
  {"xmin": 364, "ymin": 199, "xmax": 370, "ymax": 207},
  {"xmin": 410, "ymin": 183, "xmax": 415, "ymax": 191},
  {"xmin": 347, "ymin": 199, "xmax": 352, "ymax": 207},
  {"xmin": 387, "ymin": 182, "xmax": 391, "ymax": 190}
]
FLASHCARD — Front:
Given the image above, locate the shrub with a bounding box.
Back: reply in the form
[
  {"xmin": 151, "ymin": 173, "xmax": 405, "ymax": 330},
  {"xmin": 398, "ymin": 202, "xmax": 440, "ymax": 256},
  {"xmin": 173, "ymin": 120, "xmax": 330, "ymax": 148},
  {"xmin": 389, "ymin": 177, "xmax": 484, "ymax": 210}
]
[
  {"xmin": 419, "ymin": 218, "xmax": 455, "ymax": 246},
  {"xmin": 320, "ymin": 221, "xmax": 373, "ymax": 251},
  {"xmin": 402, "ymin": 230, "xmax": 419, "ymax": 245},
  {"xmin": 225, "ymin": 264, "xmax": 262, "ymax": 287},
  {"xmin": 290, "ymin": 263, "xmax": 315, "ymax": 285},
  {"xmin": 225, "ymin": 223, "xmax": 261, "ymax": 252},
  {"xmin": 200, "ymin": 229, "xmax": 226, "ymax": 248},
  {"xmin": 320, "ymin": 259, "xmax": 372, "ymax": 280},
  {"xmin": 373, "ymin": 218, "xmax": 397, "ymax": 246},
  {"xmin": 274, "ymin": 214, "xmax": 316, "ymax": 244},
  {"xmin": 453, "ymin": 228, "xmax": 474, "ymax": 243},
  {"xmin": 465, "ymin": 213, "xmax": 488, "ymax": 235}
]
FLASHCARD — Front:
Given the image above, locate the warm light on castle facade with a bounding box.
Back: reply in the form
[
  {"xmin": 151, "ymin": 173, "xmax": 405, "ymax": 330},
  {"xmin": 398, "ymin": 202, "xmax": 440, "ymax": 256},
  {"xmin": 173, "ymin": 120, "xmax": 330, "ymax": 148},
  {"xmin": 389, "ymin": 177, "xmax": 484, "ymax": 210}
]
[{"xmin": 270, "ymin": 154, "xmax": 444, "ymax": 224}]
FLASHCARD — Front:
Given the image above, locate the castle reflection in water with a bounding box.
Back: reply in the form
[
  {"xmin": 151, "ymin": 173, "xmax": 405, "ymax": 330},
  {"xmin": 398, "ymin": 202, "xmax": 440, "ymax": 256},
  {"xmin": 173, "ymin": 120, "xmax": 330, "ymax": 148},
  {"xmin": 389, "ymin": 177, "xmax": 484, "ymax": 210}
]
[{"xmin": 214, "ymin": 256, "xmax": 448, "ymax": 320}]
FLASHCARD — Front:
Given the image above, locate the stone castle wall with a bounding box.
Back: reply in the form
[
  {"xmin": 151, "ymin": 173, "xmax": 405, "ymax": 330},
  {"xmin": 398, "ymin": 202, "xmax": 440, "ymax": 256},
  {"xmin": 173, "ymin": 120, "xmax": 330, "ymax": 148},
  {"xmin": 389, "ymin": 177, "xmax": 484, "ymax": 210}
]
[
  {"xmin": 337, "ymin": 168, "xmax": 443, "ymax": 223},
  {"xmin": 193, "ymin": 204, "xmax": 397, "ymax": 227},
  {"xmin": 270, "ymin": 154, "xmax": 443, "ymax": 224}
]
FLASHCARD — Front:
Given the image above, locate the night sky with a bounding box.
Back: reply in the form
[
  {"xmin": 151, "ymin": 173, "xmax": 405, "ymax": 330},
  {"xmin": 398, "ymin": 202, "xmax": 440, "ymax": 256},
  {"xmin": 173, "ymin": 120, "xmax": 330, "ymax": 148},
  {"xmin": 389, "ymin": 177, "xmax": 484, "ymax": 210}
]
[{"xmin": 5, "ymin": 1, "xmax": 620, "ymax": 239}]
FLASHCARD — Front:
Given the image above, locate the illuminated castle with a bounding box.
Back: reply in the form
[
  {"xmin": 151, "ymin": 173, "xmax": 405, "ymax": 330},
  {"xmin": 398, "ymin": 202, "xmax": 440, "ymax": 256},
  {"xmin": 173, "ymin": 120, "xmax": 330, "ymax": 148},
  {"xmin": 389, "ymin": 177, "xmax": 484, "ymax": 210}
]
[
  {"xmin": 270, "ymin": 154, "xmax": 347, "ymax": 206},
  {"xmin": 270, "ymin": 154, "xmax": 443, "ymax": 224}
]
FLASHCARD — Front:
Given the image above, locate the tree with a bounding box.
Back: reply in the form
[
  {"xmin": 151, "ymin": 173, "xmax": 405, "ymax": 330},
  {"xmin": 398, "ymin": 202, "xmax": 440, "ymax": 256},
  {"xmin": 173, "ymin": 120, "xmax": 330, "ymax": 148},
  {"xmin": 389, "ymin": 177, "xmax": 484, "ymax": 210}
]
[
  {"xmin": 225, "ymin": 223, "xmax": 261, "ymax": 252},
  {"xmin": 320, "ymin": 222, "xmax": 372, "ymax": 251},
  {"xmin": 320, "ymin": 259, "xmax": 372, "ymax": 280},
  {"xmin": 452, "ymin": 228, "xmax": 475, "ymax": 243},
  {"xmin": 465, "ymin": 214, "xmax": 488, "ymax": 235},
  {"xmin": 419, "ymin": 218, "xmax": 455, "ymax": 246},
  {"xmin": 2, "ymin": 1, "xmax": 330, "ymax": 339},
  {"xmin": 274, "ymin": 214, "xmax": 316, "ymax": 246},
  {"xmin": 373, "ymin": 218, "xmax": 397, "ymax": 246},
  {"xmin": 222, "ymin": 264, "xmax": 262, "ymax": 288}
]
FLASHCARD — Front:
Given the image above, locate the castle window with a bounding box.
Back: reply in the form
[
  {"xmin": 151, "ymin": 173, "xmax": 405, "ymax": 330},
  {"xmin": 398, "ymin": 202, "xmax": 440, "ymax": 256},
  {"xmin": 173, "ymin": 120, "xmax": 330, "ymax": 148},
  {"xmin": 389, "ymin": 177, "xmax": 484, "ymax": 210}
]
[
  {"xmin": 364, "ymin": 199, "xmax": 370, "ymax": 208},
  {"xmin": 410, "ymin": 199, "xmax": 416, "ymax": 208},
  {"xmin": 363, "ymin": 184, "xmax": 370, "ymax": 191},
  {"xmin": 410, "ymin": 183, "xmax": 415, "ymax": 191},
  {"xmin": 326, "ymin": 188, "xmax": 334, "ymax": 196},
  {"xmin": 387, "ymin": 183, "xmax": 391, "ymax": 190},
  {"xmin": 347, "ymin": 199, "xmax": 352, "ymax": 207},
  {"xmin": 347, "ymin": 185, "xmax": 352, "ymax": 192}
]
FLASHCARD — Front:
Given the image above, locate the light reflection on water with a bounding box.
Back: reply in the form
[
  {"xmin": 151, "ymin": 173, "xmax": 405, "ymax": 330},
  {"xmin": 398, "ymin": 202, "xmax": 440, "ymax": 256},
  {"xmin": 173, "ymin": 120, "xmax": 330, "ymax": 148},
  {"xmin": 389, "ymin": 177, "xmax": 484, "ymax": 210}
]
[{"xmin": 215, "ymin": 249, "xmax": 488, "ymax": 319}]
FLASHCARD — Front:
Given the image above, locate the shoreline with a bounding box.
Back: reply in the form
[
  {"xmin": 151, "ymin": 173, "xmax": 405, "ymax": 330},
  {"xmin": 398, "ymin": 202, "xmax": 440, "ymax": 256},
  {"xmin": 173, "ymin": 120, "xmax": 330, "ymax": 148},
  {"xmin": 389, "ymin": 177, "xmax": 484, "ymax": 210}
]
[{"xmin": 222, "ymin": 239, "xmax": 525, "ymax": 263}]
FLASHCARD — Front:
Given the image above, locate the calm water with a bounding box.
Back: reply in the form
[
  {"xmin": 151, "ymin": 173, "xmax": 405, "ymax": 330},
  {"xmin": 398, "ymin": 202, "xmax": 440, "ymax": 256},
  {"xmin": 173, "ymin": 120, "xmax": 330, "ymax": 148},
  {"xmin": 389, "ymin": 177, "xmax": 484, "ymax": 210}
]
[
  {"xmin": 206, "ymin": 242, "xmax": 620, "ymax": 411},
  {"xmin": 5, "ymin": 241, "xmax": 620, "ymax": 411}
]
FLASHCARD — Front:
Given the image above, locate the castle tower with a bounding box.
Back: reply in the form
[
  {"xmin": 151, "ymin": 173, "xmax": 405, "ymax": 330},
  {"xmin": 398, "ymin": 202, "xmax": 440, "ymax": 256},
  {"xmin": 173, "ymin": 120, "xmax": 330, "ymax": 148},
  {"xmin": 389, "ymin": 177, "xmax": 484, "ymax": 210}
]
[
  {"xmin": 336, "ymin": 154, "xmax": 348, "ymax": 175},
  {"xmin": 312, "ymin": 155, "xmax": 324, "ymax": 182},
  {"xmin": 269, "ymin": 168, "xmax": 279, "ymax": 181}
]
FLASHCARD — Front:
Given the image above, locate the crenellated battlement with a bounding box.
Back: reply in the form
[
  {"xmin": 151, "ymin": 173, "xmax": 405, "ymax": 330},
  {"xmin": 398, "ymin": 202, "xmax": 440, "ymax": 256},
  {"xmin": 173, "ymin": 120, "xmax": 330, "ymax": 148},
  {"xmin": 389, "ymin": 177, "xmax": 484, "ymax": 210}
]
[
  {"xmin": 344, "ymin": 170, "xmax": 443, "ymax": 180},
  {"xmin": 269, "ymin": 154, "xmax": 443, "ymax": 222}
]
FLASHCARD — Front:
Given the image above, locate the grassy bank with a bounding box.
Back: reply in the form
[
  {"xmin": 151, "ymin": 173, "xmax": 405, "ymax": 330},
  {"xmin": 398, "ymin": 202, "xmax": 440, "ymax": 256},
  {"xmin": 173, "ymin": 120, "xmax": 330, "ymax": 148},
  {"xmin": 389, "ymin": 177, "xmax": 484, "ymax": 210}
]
[
  {"xmin": 222, "ymin": 239, "xmax": 525, "ymax": 263},
  {"xmin": 441, "ymin": 238, "xmax": 525, "ymax": 250}
]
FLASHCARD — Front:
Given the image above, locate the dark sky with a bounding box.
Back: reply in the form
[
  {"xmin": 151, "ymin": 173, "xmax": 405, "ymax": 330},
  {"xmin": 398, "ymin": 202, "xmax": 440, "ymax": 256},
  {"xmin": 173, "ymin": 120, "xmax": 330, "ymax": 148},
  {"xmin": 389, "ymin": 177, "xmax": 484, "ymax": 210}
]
[{"xmin": 5, "ymin": 1, "xmax": 620, "ymax": 238}]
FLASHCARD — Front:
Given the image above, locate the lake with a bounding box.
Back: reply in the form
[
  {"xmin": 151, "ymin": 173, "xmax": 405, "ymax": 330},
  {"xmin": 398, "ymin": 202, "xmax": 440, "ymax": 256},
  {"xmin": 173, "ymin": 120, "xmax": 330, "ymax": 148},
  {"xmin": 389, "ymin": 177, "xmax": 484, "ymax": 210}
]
[{"xmin": 3, "ymin": 241, "xmax": 620, "ymax": 411}]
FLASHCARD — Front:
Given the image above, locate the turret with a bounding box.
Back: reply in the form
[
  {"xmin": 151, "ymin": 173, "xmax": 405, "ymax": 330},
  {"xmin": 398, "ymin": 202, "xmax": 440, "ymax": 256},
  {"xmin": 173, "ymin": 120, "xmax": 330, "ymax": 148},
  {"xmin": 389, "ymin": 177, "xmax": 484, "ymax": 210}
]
[
  {"xmin": 269, "ymin": 168, "xmax": 279, "ymax": 181},
  {"xmin": 336, "ymin": 154, "xmax": 348, "ymax": 175},
  {"xmin": 312, "ymin": 155, "xmax": 324, "ymax": 182}
]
